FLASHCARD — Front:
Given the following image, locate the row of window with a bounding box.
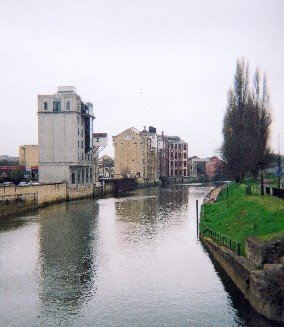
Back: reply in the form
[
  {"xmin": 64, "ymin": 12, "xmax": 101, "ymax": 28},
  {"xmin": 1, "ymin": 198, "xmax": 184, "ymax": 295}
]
[
  {"xmin": 170, "ymin": 144, "xmax": 187, "ymax": 150},
  {"xmin": 170, "ymin": 161, "xmax": 187, "ymax": 167},
  {"xmin": 43, "ymin": 101, "xmax": 79, "ymax": 112},
  {"xmin": 170, "ymin": 169, "xmax": 187, "ymax": 177},
  {"xmin": 71, "ymin": 168, "xmax": 93, "ymax": 184},
  {"xmin": 170, "ymin": 152, "xmax": 187, "ymax": 159},
  {"xmin": 77, "ymin": 152, "xmax": 93, "ymax": 162}
]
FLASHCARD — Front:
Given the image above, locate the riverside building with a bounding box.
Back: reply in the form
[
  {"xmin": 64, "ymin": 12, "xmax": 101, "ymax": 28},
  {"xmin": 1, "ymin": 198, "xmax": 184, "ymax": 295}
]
[{"xmin": 38, "ymin": 86, "xmax": 95, "ymax": 185}]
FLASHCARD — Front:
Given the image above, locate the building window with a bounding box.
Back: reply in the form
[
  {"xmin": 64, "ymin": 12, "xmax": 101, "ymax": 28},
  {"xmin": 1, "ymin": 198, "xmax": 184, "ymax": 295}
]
[
  {"xmin": 77, "ymin": 171, "xmax": 81, "ymax": 184},
  {"xmin": 171, "ymin": 169, "xmax": 173, "ymax": 176},
  {"xmin": 90, "ymin": 168, "xmax": 93, "ymax": 181},
  {"xmin": 184, "ymin": 161, "xmax": 187, "ymax": 167},
  {"xmin": 81, "ymin": 141, "xmax": 83, "ymax": 149},
  {"xmin": 43, "ymin": 102, "xmax": 48, "ymax": 111},
  {"xmin": 53, "ymin": 101, "xmax": 61, "ymax": 112},
  {"xmin": 184, "ymin": 169, "xmax": 187, "ymax": 176},
  {"xmin": 184, "ymin": 144, "xmax": 187, "ymax": 150},
  {"xmin": 184, "ymin": 153, "xmax": 187, "ymax": 159},
  {"xmin": 170, "ymin": 161, "xmax": 173, "ymax": 167},
  {"xmin": 175, "ymin": 144, "xmax": 177, "ymax": 150},
  {"xmin": 71, "ymin": 173, "xmax": 76, "ymax": 184},
  {"xmin": 78, "ymin": 141, "xmax": 80, "ymax": 148},
  {"xmin": 82, "ymin": 169, "xmax": 85, "ymax": 183},
  {"xmin": 170, "ymin": 152, "xmax": 173, "ymax": 159},
  {"xmin": 175, "ymin": 152, "xmax": 177, "ymax": 159},
  {"xmin": 66, "ymin": 101, "xmax": 71, "ymax": 111}
]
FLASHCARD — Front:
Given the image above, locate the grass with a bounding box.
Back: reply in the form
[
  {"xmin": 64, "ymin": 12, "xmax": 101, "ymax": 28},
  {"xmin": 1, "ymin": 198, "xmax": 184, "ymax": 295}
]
[{"xmin": 200, "ymin": 182, "xmax": 284, "ymax": 255}]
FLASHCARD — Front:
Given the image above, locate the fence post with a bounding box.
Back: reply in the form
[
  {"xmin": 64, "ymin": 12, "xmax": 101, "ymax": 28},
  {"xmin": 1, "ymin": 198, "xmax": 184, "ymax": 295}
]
[{"xmin": 196, "ymin": 199, "xmax": 199, "ymax": 238}]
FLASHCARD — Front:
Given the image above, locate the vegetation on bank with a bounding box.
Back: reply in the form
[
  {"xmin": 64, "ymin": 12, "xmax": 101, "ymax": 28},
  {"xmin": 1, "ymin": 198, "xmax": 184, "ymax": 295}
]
[{"xmin": 200, "ymin": 182, "xmax": 284, "ymax": 255}]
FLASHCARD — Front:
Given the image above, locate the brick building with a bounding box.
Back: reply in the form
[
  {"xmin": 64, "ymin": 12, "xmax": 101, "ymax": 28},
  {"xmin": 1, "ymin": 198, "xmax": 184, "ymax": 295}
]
[{"xmin": 159, "ymin": 135, "xmax": 188, "ymax": 177}]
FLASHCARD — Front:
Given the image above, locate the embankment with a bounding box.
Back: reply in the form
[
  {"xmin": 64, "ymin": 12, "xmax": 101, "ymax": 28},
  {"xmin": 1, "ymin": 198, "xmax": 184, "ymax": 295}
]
[
  {"xmin": 201, "ymin": 184, "xmax": 284, "ymax": 324},
  {"xmin": 0, "ymin": 183, "xmax": 113, "ymax": 217}
]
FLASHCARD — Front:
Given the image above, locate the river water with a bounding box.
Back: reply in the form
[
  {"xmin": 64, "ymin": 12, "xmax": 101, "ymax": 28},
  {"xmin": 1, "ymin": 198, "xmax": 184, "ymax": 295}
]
[{"xmin": 0, "ymin": 185, "xmax": 281, "ymax": 327}]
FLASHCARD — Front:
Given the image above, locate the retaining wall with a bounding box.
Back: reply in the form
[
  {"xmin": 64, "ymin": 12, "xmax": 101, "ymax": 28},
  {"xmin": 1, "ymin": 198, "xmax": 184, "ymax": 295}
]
[{"xmin": 202, "ymin": 237, "xmax": 284, "ymax": 324}]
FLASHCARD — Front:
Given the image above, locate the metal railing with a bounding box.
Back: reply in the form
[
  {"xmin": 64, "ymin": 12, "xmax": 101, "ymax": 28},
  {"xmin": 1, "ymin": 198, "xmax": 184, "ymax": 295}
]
[{"xmin": 202, "ymin": 223, "xmax": 241, "ymax": 255}]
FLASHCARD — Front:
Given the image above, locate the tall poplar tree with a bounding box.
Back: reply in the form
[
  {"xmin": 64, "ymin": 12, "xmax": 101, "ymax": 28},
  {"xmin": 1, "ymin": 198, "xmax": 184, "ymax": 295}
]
[{"xmin": 221, "ymin": 59, "xmax": 272, "ymax": 182}]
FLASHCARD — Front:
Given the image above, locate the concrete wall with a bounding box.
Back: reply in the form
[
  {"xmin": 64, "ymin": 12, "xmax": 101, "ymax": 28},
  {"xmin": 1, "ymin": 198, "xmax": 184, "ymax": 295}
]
[{"xmin": 0, "ymin": 183, "xmax": 94, "ymax": 216}]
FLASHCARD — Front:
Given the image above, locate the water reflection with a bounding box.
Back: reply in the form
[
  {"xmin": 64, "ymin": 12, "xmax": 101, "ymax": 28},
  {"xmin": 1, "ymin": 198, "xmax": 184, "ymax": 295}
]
[
  {"xmin": 0, "ymin": 185, "xmax": 280, "ymax": 327},
  {"xmin": 0, "ymin": 211, "xmax": 39, "ymax": 232},
  {"xmin": 38, "ymin": 200, "xmax": 99, "ymax": 325}
]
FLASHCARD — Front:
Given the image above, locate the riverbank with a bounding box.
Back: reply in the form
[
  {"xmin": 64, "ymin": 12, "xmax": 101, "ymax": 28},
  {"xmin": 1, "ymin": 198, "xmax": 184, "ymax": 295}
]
[{"xmin": 201, "ymin": 183, "xmax": 284, "ymax": 324}]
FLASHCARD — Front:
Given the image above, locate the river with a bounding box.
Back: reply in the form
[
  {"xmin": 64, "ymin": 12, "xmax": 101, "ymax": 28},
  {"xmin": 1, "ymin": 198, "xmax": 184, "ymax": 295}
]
[{"xmin": 0, "ymin": 185, "xmax": 280, "ymax": 326}]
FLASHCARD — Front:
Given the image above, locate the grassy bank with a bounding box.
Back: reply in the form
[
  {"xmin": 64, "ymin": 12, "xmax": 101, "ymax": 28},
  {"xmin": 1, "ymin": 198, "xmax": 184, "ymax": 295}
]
[{"xmin": 200, "ymin": 183, "xmax": 284, "ymax": 255}]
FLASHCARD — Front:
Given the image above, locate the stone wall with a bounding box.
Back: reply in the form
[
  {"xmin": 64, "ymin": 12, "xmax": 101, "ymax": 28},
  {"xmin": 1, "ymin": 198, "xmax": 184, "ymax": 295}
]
[
  {"xmin": 202, "ymin": 237, "xmax": 284, "ymax": 324},
  {"xmin": 246, "ymin": 236, "xmax": 284, "ymax": 267}
]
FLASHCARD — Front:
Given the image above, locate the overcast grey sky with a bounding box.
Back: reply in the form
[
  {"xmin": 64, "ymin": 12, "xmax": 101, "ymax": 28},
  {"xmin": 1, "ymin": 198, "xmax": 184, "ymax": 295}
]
[{"xmin": 1, "ymin": 0, "xmax": 283, "ymax": 158}]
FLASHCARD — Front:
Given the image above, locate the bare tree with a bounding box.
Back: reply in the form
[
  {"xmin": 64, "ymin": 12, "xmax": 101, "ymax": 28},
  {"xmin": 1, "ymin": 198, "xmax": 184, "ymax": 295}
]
[{"xmin": 222, "ymin": 59, "xmax": 272, "ymax": 183}]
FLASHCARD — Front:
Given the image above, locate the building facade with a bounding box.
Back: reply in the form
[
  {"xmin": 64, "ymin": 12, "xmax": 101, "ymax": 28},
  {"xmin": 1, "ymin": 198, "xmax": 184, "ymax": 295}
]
[
  {"xmin": 112, "ymin": 127, "xmax": 159, "ymax": 183},
  {"xmin": 159, "ymin": 135, "xmax": 188, "ymax": 177},
  {"xmin": 19, "ymin": 145, "xmax": 38, "ymax": 167},
  {"xmin": 38, "ymin": 86, "xmax": 94, "ymax": 185},
  {"xmin": 188, "ymin": 156, "xmax": 225, "ymax": 180}
]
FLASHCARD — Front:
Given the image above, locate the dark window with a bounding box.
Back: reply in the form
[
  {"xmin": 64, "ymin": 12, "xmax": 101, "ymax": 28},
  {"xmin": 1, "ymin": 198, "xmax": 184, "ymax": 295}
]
[
  {"xmin": 66, "ymin": 101, "xmax": 71, "ymax": 111},
  {"xmin": 53, "ymin": 101, "xmax": 61, "ymax": 112},
  {"xmin": 43, "ymin": 102, "xmax": 48, "ymax": 111},
  {"xmin": 71, "ymin": 173, "xmax": 76, "ymax": 184},
  {"xmin": 184, "ymin": 169, "xmax": 187, "ymax": 176},
  {"xmin": 184, "ymin": 144, "xmax": 187, "ymax": 150}
]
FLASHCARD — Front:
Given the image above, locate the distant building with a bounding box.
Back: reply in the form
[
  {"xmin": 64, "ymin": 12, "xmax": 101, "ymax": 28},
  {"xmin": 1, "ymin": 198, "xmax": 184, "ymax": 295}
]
[
  {"xmin": 93, "ymin": 133, "xmax": 108, "ymax": 182},
  {"xmin": 38, "ymin": 86, "xmax": 95, "ymax": 185},
  {"xmin": 188, "ymin": 156, "xmax": 225, "ymax": 180},
  {"xmin": 112, "ymin": 127, "xmax": 159, "ymax": 183},
  {"xmin": 99, "ymin": 154, "xmax": 114, "ymax": 178},
  {"xmin": 19, "ymin": 145, "xmax": 38, "ymax": 167},
  {"xmin": 160, "ymin": 135, "xmax": 188, "ymax": 177},
  {"xmin": 205, "ymin": 156, "xmax": 226, "ymax": 178}
]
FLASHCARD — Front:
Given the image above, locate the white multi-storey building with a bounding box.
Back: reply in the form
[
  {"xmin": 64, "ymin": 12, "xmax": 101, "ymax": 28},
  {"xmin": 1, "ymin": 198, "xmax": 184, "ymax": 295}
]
[{"xmin": 38, "ymin": 86, "xmax": 95, "ymax": 185}]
